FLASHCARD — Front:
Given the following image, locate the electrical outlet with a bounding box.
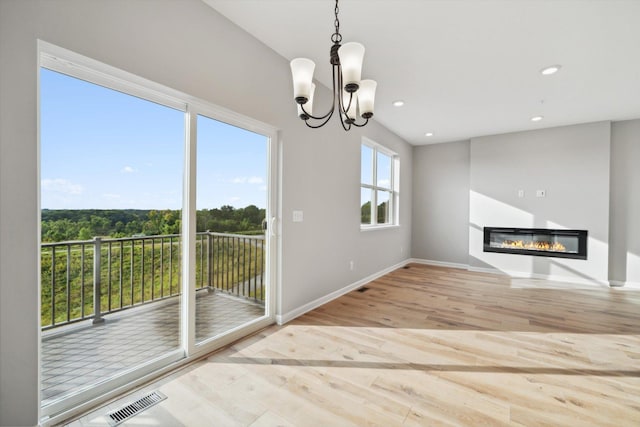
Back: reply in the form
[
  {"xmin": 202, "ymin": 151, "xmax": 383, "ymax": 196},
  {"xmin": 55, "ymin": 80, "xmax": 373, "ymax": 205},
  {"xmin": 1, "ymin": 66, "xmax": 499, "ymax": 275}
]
[
  {"xmin": 536, "ymin": 190, "xmax": 546, "ymax": 198},
  {"xmin": 293, "ymin": 210, "xmax": 304, "ymax": 222},
  {"xmin": 518, "ymin": 189, "xmax": 525, "ymax": 198}
]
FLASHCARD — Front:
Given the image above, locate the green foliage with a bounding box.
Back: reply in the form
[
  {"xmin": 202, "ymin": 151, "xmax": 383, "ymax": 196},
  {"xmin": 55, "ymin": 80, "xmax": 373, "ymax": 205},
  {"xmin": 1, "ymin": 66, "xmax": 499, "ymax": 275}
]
[
  {"xmin": 377, "ymin": 201, "xmax": 389, "ymax": 224},
  {"xmin": 361, "ymin": 201, "xmax": 389, "ymax": 224},
  {"xmin": 41, "ymin": 206, "xmax": 266, "ymax": 242},
  {"xmin": 41, "ymin": 235, "xmax": 265, "ymax": 327},
  {"xmin": 40, "ymin": 206, "xmax": 267, "ymax": 328},
  {"xmin": 361, "ymin": 201, "xmax": 371, "ymax": 224}
]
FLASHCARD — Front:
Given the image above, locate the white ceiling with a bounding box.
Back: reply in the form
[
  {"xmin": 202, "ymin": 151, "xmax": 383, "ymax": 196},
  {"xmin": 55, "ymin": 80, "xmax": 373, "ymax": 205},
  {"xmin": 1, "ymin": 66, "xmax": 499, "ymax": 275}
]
[{"xmin": 204, "ymin": 0, "xmax": 640, "ymax": 145}]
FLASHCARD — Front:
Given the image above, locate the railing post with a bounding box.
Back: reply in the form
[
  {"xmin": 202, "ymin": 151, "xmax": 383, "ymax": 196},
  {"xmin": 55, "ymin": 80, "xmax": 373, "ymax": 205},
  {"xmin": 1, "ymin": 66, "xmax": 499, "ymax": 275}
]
[
  {"xmin": 207, "ymin": 230, "xmax": 213, "ymax": 292},
  {"xmin": 93, "ymin": 237, "xmax": 105, "ymax": 324}
]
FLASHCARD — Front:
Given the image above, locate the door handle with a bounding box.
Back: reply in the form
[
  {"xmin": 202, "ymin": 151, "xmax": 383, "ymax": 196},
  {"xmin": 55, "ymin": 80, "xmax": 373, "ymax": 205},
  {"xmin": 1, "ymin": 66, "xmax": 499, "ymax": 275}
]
[{"xmin": 270, "ymin": 217, "xmax": 277, "ymax": 238}]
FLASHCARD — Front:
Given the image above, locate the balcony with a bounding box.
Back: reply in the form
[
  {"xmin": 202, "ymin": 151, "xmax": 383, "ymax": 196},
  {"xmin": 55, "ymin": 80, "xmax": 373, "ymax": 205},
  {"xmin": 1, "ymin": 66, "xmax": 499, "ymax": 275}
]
[{"xmin": 41, "ymin": 232, "xmax": 265, "ymax": 404}]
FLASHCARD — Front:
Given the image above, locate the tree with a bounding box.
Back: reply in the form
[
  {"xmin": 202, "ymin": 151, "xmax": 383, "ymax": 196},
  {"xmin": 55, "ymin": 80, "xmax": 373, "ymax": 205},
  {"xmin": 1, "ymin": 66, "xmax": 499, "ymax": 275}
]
[
  {"xmin": 41, "ymin": 205, "xmax": 266, "ymax": 242},
  {"xmin": 361, "ymin": 201, "xmax": 371, "ymax": 224},
  {"xmin": 78, "ymin": 227, "xmax": 92, "ymax": 240}
]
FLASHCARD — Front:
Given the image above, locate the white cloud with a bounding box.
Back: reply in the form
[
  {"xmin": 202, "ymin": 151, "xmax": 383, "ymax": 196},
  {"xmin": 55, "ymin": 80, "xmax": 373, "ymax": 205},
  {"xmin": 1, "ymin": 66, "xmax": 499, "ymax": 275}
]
[
  {"xmin": 230, "ymin": 196, "xmax": 241, "ymax": 203},
  {"xmin": 41, "ymin": 178, "xmax": 83, "ymax": 195},
  {"xmin": 102, "ymin": 193, "xmax": 121, "ymax": 199},
  {"xmin": 378, "ymin": 179, "xmax": 391, "ymax": 187},
  {"xmin": 121, "ymin": 166, "xmax": 137, "ymax": 173},
  {"xmin": 259, "ymin": 185, "xmax": 267, "ymax": 192},
  {"xmin": 230, "ymin": 176, "xmax": 264, "ymax": 185}
]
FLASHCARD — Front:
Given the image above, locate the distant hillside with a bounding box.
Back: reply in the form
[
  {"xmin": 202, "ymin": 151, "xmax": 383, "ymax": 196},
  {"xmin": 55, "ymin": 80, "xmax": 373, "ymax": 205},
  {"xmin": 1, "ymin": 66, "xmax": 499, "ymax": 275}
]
[{"xmin": 41, "ymin": 206, "xmax": 265, "ymax": 242}]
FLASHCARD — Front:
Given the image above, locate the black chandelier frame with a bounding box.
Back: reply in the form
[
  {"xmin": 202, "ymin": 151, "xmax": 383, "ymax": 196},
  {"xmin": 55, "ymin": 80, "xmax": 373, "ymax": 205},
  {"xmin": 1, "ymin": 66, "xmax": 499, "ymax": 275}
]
[{"xmin": 295, "ymin": 0, "xmax": 372, "ymax": 131}]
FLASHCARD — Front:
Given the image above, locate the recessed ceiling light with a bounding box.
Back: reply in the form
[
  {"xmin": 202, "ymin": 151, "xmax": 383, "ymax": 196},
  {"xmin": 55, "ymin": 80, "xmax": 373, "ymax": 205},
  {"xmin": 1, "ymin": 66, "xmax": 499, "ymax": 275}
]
[
  {"xmin": 531, "ymin": 115, "xmax": 544, "ymax": 122},
  {"xmin": 540, "ymin": 65, "xmax": 561, "ymax": 75},
  {"xmin": 425, "ymin": 132, "xmax": 434, "ymax": 137},
  {"xmin": 392, "ymin": 100, "xmax": 404, "ymax": 107}
]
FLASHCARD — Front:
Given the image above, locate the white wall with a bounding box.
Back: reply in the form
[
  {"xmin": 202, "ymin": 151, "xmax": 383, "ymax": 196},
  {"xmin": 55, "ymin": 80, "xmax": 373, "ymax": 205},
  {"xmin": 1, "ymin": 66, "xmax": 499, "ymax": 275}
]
[
  {"xmin": 469, "ymin": 122, "xmax": 611, "ymax": 283},
  {"xmin": 610, "ymin": 119, "xmax": 640, "ymax": 286},
  {"xmin": 412, "ymin": 140, "xmax": 470, "ymax": 265},
  {"xmin": 0, "ymin": 1, "xmax": 412, "ymax": 425}
]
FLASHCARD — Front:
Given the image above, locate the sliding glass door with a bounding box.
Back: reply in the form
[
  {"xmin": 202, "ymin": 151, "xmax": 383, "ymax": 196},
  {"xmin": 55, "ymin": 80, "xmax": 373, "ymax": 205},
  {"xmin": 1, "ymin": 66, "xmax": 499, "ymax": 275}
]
[
  {"xmin": 39, "ymin": 43, "xmax": 277, "ymax": 420},
  {"xmin": 194, "ymin": 114, "xmax": 269, "ymax": 345},
  {"xmin": 40, "ymin": 67, "xmax": 185, "ymax": 410}
]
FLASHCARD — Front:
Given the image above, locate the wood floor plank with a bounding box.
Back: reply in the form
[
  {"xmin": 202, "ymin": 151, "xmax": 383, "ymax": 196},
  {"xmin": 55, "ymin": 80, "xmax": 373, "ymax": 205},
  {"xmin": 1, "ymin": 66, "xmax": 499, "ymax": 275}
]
[{"xmin": 80, "ymin": 263, "xmax": 640, "ymax": 426}]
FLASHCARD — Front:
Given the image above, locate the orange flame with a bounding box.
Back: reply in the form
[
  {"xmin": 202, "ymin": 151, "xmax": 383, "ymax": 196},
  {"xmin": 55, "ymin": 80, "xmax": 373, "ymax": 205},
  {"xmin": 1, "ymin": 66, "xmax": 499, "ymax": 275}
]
[{"xmin": 500, "ymin": 240, "xmax": 567, "ymax": 252}]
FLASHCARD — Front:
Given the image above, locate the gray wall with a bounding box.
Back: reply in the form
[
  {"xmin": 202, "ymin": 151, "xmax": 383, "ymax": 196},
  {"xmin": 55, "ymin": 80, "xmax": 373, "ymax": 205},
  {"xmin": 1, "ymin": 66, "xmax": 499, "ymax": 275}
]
[
  {"xmin": 412, "ymin": 121, "xmax": 633, "ymax": 285},
  {"xmin": 610, "ymin": 119, "xmax": 640, "ymax": 285},
  {"xmin": 468, "ymin": 122, "xmax": 611, "ymax": 282},
  {"xmin": 0, "ymin": 1, "xmax": 412, "ymax": 425},
  {"xmin": 412, "ymin": 140, "xmax": 470, "ymax": 264}
]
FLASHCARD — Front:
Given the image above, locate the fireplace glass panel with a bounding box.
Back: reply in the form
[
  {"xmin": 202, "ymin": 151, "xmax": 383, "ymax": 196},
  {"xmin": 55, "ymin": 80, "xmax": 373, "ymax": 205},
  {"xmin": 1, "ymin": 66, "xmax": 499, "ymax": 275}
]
[
  {"xmin": 483, "ymin": 227, "xmax": 588, "ymax": 260},
  {"xmin": 489, "ymin": 231, "xmax": 579, "ymax": 254}
]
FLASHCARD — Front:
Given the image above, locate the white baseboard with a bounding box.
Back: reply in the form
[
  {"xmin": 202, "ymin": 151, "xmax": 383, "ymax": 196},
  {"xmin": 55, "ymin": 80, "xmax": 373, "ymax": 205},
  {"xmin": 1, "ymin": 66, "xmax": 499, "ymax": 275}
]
[
  {"xmin": 467, "ymin": 265, "xmax": 608, "ymax": 287},
  {"xmin": 408, "ymin": 258, "xmax": 469, "ymax": 270},
  {"xmin": 525, "ymin": 272, "xmax": 608, "ymax": 287},
  {"xmin": 276, "ymin": 259, "xmax": 410, "ymax": 325},
  {"xmin": 414, "ymin": 259, "xmax": 609, "ymax": 287},
  {"xmin": 466, "ymin": 265, "xmax": 506, "ymax": 275}
]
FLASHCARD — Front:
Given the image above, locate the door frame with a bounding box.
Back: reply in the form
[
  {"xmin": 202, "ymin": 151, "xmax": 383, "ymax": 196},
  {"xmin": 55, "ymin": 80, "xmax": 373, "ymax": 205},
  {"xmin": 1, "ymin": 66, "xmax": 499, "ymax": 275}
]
[
  {"xmin": 184, "ymin": 100, "xmax": 279, "ymax": 357},
  {"xmin": 38, "ymin": 40, "xmax": 280, "ymax": 424}
]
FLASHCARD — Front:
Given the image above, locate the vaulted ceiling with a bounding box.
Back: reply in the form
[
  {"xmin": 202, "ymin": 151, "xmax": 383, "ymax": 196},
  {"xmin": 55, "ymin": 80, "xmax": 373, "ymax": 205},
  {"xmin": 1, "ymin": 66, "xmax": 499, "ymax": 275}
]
[{"xmin": 204, "ymin": 0, "xmax": 640, "ymax": 145}]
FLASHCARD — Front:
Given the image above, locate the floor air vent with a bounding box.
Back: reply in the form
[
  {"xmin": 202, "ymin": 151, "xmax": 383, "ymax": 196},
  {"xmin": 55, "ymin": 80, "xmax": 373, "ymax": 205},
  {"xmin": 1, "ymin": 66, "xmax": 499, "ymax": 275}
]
[
  {"xmin": 357, "ymin": 287, "xmax": 370, "ymax": 293},
  {"xmin": 106, "ymin": 391, "xmax": 167, "ymax": 426}
]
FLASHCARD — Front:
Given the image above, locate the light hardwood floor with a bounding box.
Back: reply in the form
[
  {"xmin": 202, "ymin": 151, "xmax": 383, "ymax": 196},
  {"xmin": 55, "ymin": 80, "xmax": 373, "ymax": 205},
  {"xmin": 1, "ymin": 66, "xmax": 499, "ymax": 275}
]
[{"xmin": 72, "ymin": 264, "xmax": 640, "ymax": 426}]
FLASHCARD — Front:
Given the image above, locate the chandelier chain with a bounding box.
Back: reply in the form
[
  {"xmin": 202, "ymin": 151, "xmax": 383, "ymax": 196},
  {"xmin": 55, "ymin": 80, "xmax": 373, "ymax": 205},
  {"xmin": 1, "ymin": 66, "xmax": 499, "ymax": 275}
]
[{"xmin": 331, "ymin": 0, "xmax": 342, "ymax": 43}]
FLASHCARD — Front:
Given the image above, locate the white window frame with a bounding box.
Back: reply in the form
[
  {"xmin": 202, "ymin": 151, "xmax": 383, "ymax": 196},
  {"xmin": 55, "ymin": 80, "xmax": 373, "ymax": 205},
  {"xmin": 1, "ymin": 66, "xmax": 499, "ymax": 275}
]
[{"xmin": 360, "ymin": 137, "xmax": 399, "ymax": 230}]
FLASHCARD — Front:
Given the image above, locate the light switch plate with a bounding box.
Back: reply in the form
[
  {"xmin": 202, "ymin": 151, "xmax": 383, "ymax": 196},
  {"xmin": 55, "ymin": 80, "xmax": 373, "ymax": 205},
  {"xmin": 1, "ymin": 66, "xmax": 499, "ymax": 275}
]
[{"xmin": 293, "ymin": 210, "xmax": 304, "ymax": 222}]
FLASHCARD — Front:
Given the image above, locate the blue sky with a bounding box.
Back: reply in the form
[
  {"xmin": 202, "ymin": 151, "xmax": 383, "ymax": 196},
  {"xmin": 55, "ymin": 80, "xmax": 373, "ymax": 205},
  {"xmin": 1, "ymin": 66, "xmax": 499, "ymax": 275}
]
[{"xmin": 40, "ymin": 68, "xmax": 267, "ymax": 210}]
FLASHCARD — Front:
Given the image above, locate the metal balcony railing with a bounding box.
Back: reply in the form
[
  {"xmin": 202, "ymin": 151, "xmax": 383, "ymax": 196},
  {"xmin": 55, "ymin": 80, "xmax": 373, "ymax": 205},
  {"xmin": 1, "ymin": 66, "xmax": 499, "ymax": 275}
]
[{"xmin": 40, "ymin": 232, "xmax": 265, "ymax": 330}]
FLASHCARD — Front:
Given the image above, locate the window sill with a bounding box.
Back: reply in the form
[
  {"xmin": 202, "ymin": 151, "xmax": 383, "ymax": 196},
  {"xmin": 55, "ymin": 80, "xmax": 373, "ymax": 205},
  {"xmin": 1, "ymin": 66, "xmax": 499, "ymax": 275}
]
[{"xmin": 360, "ymin": 224, "xmax": 400, "ymax": 232}]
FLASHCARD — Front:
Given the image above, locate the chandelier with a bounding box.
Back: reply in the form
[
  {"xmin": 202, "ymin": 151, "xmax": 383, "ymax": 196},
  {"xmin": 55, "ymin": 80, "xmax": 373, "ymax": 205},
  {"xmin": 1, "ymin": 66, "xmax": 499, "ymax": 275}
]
[{"xmin": 289, "ymin": 0, "xmax": 377, "ymax": 131}]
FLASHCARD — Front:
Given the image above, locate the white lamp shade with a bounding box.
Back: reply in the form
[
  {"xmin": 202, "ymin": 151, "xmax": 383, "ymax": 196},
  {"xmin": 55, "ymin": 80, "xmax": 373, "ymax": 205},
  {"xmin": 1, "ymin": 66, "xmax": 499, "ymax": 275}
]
[
  {"xmin": 290, "ymin": 58, "xmax": 315, "ymax": 101},
  {"xmin": 338, "ymin": 42, "xmax": 365, "ymax": 88},
  {"xmin": 342, "ymin": 90, "xmax": 358, "ymax": 120},
  {"xmin": 297, "ymin": 83, "xmax": 316, "ymax": 117},
  {"xmin": 358, "ymin": 79, "xmax": 377, "ymax": 116}
]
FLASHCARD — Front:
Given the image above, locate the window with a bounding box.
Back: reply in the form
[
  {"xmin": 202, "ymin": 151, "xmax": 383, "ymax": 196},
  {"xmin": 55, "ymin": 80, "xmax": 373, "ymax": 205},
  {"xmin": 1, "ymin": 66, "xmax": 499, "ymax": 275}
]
[{"xmin": 360, "ymin": 139, "xmax": 398, "ymax": 228}]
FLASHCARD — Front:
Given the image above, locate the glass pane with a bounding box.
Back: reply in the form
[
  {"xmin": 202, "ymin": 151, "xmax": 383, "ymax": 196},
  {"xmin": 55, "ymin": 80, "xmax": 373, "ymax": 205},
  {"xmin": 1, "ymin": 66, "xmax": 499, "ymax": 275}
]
[
  {"xmin": 361, "ymin": 145, "xmax": 373, "ymax": 185},
  {"xmin": 377, "ymin": 191, "xmax": 391, "ymax": 224},
  {"xmin": 377, "ymin": 151, "xmax": 392, "ymax": 189},
  {"xmin": 196, "ymin": 115, "xmax": 268, "ymax": 344},
  {"xmin": 361, "ymin": 187, "xmax": 372, "ymax": 225},
  {"xmin": 40, "ymin": 68, "xmax": 183, "ymax": 405}
]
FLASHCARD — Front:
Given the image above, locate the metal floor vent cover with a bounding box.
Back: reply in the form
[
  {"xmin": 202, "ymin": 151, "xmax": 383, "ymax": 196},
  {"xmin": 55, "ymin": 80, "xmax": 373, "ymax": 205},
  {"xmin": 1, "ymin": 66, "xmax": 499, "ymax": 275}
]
[{"xmin": 106, "ymin": 391, "xmax": 167, "ymax": 426}]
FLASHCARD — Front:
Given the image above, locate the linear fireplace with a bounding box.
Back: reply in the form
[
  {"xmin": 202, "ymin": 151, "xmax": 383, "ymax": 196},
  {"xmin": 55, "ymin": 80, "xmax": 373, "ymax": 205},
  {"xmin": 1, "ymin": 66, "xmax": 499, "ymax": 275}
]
[{"xmin": 483, "ymin": 227, "xmax": 588, "ymax": 260}]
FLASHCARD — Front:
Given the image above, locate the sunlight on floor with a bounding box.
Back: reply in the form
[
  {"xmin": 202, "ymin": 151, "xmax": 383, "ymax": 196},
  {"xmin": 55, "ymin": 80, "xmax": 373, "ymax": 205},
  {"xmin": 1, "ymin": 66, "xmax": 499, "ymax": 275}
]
[{"xmin": 69, "ymin": 324, "xmax": 640, "ymax": 426}]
